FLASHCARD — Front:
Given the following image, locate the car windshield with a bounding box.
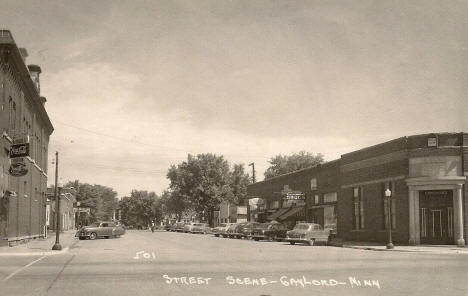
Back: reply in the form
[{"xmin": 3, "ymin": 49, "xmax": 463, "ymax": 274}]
[
  {"xmin": 218, "ymin": 224, "xmax": 226, "ymax": 227},
  {"xmin": 294, "ymin": 224, "xmax": 311, "ymax": 230},
  {"xmin": 88, "ymin": 223, "xmax": 100, "ymax": 227}
]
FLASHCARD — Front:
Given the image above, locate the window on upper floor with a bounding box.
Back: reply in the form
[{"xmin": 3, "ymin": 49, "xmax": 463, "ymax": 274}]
[{"xmin": 323, "ymin": 192, "xmax": 337, "ymax": 203}]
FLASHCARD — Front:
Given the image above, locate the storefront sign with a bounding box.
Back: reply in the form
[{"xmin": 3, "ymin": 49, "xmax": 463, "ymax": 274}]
[
  {"xmin": 284, "ymin": 192, "xmax": 305, "ymax": 200},
  {"xmin": 9, "ymin": 157, "xmax": 28, "ymax": 177},
  {"xmin": 9, "ymin": 143, "xmax": 29, "ymax": 158},
  {"xmin": 427, "ymin": 137, "xmax": 437, "ymax": 147},
  {"xmin": 77, "ymin": 207, "xmax": 91, "ymax": 214}
]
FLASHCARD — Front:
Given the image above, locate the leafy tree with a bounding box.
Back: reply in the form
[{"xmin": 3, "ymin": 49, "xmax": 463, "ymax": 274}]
[
  {"xmin": 228, "ymin": 163, "xmax": 251, "ymax": 205},
  {"xmin": 159, "ymin": 190, "xmax": 188, "ymax": 221},
  {"xmin": 66, "ymin": 180, "xmax": 118, "ymax": 223},
  {"xmin": 167, "ymin": 154, "xmax": 232, "ymax": 226},
  {"xmin": 119, "ymin": 190, "xmax": 159, "ymax": 228},
  {"xmin": 264, "ymin": 151, "xmax": 324, "ymax": 179}
]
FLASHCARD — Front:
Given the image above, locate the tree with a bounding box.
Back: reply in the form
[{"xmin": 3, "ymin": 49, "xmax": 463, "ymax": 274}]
[
  {"xmin": 67, "ymin": 180, "xmax": 118, "ymax": 223},
  {"xmin": 159, "ymin": 190, "xmax": 188, "ymax": 221},
  {"xmin": 119, "ymin": 190, "xmax": 159, "ymax": 228},
  {"xmin": 228, "ymin": 163, "xmax": 251, "ymax": 205},
  {"xmin": 264, "ymin": 151, "xmax": 325, "ymax": 179},
  {"xmin": 167, "ymin": 154, "xmax": 232, "ymax": 226}
]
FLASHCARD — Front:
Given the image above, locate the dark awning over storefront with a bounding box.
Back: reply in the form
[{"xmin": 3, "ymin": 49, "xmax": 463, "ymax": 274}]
[
  {"xmin": 278, "ymin": 206, "xmax": 304, "ymax": 220},
  {"xmin": 267, "ymin": 208, "xmax": 289, "ymax": 221}
]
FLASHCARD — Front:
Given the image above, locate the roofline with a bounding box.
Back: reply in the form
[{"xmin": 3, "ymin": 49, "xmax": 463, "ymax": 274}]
[
  {"xmin": 0, "ymin": 30, "xmax": 54, "ymax": 134},
  {"xmin": 249, "ymin": 158, "xmax": 340, "ymax": 186},
  {"xmin": 249, "ymin": 132, "xmax": 466, "ymax": 188}
]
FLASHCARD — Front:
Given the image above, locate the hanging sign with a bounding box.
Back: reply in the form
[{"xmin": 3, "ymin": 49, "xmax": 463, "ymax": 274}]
[
  {"xmin": 9, "ymin": 143, "xmax": 29, "ymax": 158},
  {"xmin": 9, "ymin": 157, "xmax": 28, "ymax": 177}
]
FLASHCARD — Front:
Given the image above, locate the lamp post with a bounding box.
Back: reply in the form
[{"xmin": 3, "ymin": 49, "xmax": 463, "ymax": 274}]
[
  {"xmin": 385, "ymin": 188, "xmax": 394, "ymax": 249},
  {"xmin": 52, "ymin": 152, "xmax": 62, "ymax": 251}
]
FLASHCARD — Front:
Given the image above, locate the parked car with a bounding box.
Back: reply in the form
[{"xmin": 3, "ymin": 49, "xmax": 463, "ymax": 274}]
[
  {"xmin": 190, "ymin": 223, "xmax": 210, "ymax": 234},
  {"xmin": 226, "ymin": 222, "xmax": 248, "ymax": 239},
  {"xmin": 183, "ymin": 222, "xmax": 196, "ymax": 233},
  {"xmin": 173, "ymin": 221, "xmax": 186, "ymax": 232},
  {"xmin": 76, "ymin": 221, "xmax": 125, "ymax": 240},
  {"xmin": 251, "ymin": 222, "xmax": 288, "ymax": 241},
  {"xmin": 285, "ymin": 223, "xmax": 331, "ymax": 245},
  {"xmin": 212, "ymin": 223, "xmax": 234, "ymax": 237},
  {"xmin": 240, "ymin": 222, "xmax": 260, "ymax": 239}
]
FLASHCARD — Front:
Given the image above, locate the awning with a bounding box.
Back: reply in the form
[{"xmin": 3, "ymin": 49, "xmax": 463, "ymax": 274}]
[
  {"xmin": 278, "ymin": 207, "xmax": 305, "ymax": 220},
  {"xmin": 267, "ymin": 208, "xmax": 289, "ymax": 221}
]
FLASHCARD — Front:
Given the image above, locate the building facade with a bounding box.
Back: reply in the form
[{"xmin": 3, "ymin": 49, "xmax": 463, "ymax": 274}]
[
  {"xmin": 215, "ymin": 201, "xmax": 248, "ymax": 226},
  {"xmin": 247, "ymin": 133, "xmax": 467, "ymax": 246},
  {"xmin": 47, "ymin": 187, "xmax": 76, "ymax": 232},
  {"xmin": 0, "ymin": 30, "xmax": 53, "ymax": 246}
]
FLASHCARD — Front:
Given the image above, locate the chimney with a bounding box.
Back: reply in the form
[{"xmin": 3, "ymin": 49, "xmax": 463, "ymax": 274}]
[
  {"xmin": 39, "ymin": 96, "xmax": 47, "ymax": 105},
  {"xmin": 27, "ymin": 64, "xmax": 42, "ymax": 95},
  {"xmin": 19, "ymin": 47, "xmax": 28, "ymax": 61}
]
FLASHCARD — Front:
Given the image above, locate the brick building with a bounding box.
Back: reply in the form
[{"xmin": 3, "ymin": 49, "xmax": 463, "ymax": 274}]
[
  {"xmin": 0, "ymin": 30, "xmax": 53, "ymax": 246},
  {"xmin": 247, "ymin": 133, "xmax": 467, "ymax": 246}
]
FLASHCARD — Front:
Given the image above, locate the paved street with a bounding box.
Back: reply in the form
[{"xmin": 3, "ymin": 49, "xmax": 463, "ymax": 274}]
[{"xmin": 1, "ymin": 230, "xmax": 467, "ymax": 296}]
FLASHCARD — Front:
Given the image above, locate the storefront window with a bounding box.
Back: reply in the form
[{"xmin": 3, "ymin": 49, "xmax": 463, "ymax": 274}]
[{"xmin": 353, "ymin": 187, "xmax": 364, "ymax": 229}]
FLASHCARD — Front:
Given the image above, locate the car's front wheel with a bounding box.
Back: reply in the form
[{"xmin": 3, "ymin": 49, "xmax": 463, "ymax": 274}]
[
  {"xmin": 89, "ymin": 232, "xmax": 97, "ymax": 240},
  {"xmin": 289, "ymin": 242, "xmax": 295, "ymax": 245}
]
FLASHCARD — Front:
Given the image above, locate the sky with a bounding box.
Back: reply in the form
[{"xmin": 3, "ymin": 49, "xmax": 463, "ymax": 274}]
[{"xmin": 1, "ymin": 0, "xmax": 467, "ymax": 198}]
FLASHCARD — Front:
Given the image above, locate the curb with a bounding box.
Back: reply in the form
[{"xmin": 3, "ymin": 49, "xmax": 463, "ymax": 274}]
[
  {"xmin": 339, "ymin": 244, "xmax": 468, "ymax": 254},
  {"xmin": 0, "ymin": 247, "xmax": 69, "ymax": 257}
]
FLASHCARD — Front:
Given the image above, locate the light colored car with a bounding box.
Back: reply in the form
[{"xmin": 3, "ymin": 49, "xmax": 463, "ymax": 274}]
[
  {"xmin": 77, "ymin": 221, "xmax": 125, "ymax": 240},
  {"xmin": 212, "ymin": 223, "xmax": 234, "ymax": 237},
  {"xmin": 190, "ymin": 223, "xmax": 210, "ymax": 234},
  {"xmin": 285, "ymin": 223, "xmax": 331, "ymax": 245}
]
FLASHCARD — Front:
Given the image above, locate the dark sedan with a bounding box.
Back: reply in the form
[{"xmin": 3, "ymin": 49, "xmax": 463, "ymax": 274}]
[
  {"xmin": 76, "ymin": 222, "xmax": 125, "ymax": 240},
  {"xmin": 251, "ymin": 222, "xmax": 288, "ymax": 241}
]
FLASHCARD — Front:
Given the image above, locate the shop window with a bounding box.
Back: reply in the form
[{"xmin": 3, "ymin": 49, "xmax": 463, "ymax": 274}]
[
  {"xmin": 382, "ymin": 182, "xmax": 396, "ymax": 230},
  {"xmin": 314, "ymin": 195, "xmax": 320, "ymax": 204},
  {"xmin": 353, "ymin": 187, "xmax": 364, "ymax": 230}
]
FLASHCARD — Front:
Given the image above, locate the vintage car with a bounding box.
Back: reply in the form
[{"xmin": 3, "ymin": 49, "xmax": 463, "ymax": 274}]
[
  {"xmin": 190, "ymin": 223, "xmax": 211, "ymax": 234},
  {"xmin": 226, "ymin": 222, "xmax": 248, "ymax": 239},
  {"xmin": 212, "ymin": 223, "xmax": 234, "ymax": 237},
  {"xmin": 240, "ymin": 222, "xmax": 260, "ymax": 239},
  {"xmin": 173, "ymin": 221, "xmax": 187, "ymax": 232},
  {"xmin": 251, "ymin": 222, "xmax": 288, "ymax": 241},
  {"xmin": 285, "ymin": 223, "xmax": 331, "ymax": 245},
  {"xmin": 77, "ymin": 221, "xmax": 125, "ymax": 240}
]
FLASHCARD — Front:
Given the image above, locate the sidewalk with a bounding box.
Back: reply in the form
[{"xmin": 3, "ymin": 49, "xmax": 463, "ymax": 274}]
[
  {"xmin": 0, "ymin": 230, "xmax": 78, "ymax": 256},
  {"xmin": 330, "ymin": 239, "xmax": 468, "ymax": 254}
]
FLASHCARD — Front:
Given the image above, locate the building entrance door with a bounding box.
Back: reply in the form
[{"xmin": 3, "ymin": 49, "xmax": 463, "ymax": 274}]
[{"xmin": 419, "ymin": 190, "xmax": 453, "ymax": 244}]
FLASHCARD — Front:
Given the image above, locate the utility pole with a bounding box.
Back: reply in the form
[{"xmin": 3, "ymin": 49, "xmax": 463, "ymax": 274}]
[
  {"xmin": 52, "ymin": 151, "xmax": 62, "ymax": 251},
  {"xmin": 248, "ymin": 162, "xmax": 256, "ymax": 183}
]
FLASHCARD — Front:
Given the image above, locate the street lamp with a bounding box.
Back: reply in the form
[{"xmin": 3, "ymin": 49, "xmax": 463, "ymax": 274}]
[
  {"xmin": 52, "ymin": 151, "xmax": 62, "ymax": 251},
  {"xmin": 385, "ymin": 188, "xmax": 394, "ymax": 249}
]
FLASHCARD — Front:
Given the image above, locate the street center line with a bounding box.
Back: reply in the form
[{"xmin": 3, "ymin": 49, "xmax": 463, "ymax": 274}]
[{"xmin": 3, "ymin": 255, "xmax": 47, "ymax": 282}]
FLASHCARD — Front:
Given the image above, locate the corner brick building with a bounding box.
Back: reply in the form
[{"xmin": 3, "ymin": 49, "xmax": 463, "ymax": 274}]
[
  {"xmin": 247, "ymin": 133, "xmax": 467, "ymax": 246},
  {"xmin": 0, "ymin": 30, "xmax": 53, "ymax": 246}
]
